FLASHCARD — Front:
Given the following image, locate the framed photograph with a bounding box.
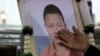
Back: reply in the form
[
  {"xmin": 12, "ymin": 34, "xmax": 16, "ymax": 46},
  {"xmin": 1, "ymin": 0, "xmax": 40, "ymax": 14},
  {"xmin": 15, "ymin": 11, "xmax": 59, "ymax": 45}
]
[{"xmin": 18, "ymin": 0, "xmax": 83, "ymax": 56}]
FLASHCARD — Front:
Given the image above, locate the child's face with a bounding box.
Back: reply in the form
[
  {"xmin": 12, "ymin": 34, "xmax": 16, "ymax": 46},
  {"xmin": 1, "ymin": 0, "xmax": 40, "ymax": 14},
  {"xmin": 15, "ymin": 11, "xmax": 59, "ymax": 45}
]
[{"xmin": 45, "ymin": 13, "xmax": 66, "ymax": 43}]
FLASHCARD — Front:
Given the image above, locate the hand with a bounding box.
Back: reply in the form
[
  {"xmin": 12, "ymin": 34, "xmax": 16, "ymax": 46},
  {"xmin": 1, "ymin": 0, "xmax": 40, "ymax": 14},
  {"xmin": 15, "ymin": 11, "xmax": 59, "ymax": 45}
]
[{"xmin": 57, "ymin": 26, "xmax": 90, "ymax": 52}]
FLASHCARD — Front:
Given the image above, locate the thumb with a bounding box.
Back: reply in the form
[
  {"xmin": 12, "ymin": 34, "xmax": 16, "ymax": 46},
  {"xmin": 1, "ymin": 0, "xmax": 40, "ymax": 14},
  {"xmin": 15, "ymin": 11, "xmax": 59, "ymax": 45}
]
[{"xmin": 73, "ymin": 26, "xmax": 81, "ymax": 35}]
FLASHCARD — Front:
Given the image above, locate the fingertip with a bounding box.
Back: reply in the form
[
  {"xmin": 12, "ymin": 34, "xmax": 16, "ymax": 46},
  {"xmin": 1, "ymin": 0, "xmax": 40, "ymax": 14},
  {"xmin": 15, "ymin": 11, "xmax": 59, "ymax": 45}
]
[
  {"xmin": 61, "ymin": 29, "xmax": 66, "ymax": 32},
  {"xmin": 72, "ymin": 26, "xmax": 79, "ymax": 33},
  {"xmin": 73, "ymin": 26, "xmax": 77, "ymax": 29},
  {"xmin": 57, "ymin": 29, "xmax": 65, "ymax": 34},
  {"xmin": 73, "ymin": 26, "xmax": 76, "ymax": 32}
]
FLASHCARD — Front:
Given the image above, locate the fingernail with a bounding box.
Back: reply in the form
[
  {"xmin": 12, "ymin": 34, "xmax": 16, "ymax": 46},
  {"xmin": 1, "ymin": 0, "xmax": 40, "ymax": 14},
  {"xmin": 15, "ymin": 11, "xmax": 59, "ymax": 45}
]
[
  {"xmin": 73, "ymin": 26, "xmax": 77, "ymax": 30},
  {"xmin": 73, "ymin": 26, "xmax": 75, "ymax": 28}
]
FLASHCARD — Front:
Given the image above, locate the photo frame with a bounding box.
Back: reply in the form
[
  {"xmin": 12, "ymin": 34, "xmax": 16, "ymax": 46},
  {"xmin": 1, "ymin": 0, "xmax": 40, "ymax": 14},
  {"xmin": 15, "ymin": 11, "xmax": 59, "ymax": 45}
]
[{"xmin": 18, "ymin": 0, "xmax": 83, "ymax": 56}]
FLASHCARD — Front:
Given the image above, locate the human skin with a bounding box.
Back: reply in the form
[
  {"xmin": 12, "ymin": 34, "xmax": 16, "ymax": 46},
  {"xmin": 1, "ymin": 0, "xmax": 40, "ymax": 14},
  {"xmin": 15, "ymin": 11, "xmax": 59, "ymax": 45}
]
[
  {"xmin": 44, "ymin": 13, "xmax": 71, "ymax": 56},
  {"xmin": 57, "ymin": 26, "xmax": 89, "ymax": 53},
  {"xmin": 45, "ymin": 13, "xmax": 66, "ymax": 44},
  {"xmin": 44, "ymin": 13, "xmax": 83, "ymax": 56}
]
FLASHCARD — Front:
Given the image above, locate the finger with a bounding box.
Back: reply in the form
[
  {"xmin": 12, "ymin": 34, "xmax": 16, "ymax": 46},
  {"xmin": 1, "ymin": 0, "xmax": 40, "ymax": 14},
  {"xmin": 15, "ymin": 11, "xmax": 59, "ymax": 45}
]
[
  {"xmin": 57, "ymin": 29, "xmax": 66, "ymax": 34},
  {"xmin": 72, "ymin": 33, "xmax": 78, "ymax": 40},
  {"xmin": 57, "ymin": 29, "xmax": 75, "ymax": 42},
  {"xmin": 73, "ymin": 26, "xmax": 87, "ymax": 41},
  {"xmin": 63, "ymin": 29, "xmax": 73, "ymax": 37},
  {"xmin": 58, "ymin": 33, "xmax": 69, "ymax": 42},
  {"xmin": 57, "ymin": 29, "xmax": 70, "ymax": 38},
  {"xmin": 59, "ymin": 43, "xmax": 69, "ymax": 48},
  {"xmin": 73, "ymin": 26, "xmax": 82, "ymax": 36},
  {"xmin": 58, "ymin": 29, "xmax": 72, "ymax": 37},
  {"xmin": 59, "ymin": 41, "xmax": 73, "ymax": 49},
  {"xmin": 59, "ymin": 41, "xmax": 68, "ymax": 48},
  {"xmin": 60, "ymin": 39, "xmax": 80, "ymax": 50},
  {"xmin": 58, "ymin": 30, "xmax": 75, "ymax": 41}
]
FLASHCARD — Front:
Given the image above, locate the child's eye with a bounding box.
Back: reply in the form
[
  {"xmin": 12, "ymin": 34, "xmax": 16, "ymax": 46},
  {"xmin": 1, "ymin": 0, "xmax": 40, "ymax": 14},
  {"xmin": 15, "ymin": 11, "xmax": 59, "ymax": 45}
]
[
  {"xmin": 58, "ymin": 24, "xmax": 63, "ymax": 27},
  {"xmin": 48, "ymin": 25, "xmax": 53, "ymax": 27}
]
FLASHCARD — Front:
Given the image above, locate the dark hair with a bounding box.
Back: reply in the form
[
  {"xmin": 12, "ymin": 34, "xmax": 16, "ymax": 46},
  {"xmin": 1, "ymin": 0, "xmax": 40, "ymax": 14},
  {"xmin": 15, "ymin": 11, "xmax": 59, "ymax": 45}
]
[{"xmin": 43, "ymin": 4, "xmax": 65, "ymax": 22}]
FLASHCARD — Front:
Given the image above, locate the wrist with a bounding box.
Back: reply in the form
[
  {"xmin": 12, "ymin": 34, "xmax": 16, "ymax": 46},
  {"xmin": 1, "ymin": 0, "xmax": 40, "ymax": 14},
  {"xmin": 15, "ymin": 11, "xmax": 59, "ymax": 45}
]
[{"xmin": 83, "ymin": 44, "xmax": 90, "ymax": 54}]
